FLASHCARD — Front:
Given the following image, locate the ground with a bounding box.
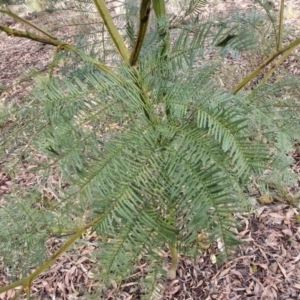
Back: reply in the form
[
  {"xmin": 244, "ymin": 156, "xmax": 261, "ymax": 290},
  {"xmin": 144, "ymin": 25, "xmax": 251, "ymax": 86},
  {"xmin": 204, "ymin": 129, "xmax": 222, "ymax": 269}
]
[{"xmin": 1, "ymin": 0, "xmax": 300, "ymax": 299}]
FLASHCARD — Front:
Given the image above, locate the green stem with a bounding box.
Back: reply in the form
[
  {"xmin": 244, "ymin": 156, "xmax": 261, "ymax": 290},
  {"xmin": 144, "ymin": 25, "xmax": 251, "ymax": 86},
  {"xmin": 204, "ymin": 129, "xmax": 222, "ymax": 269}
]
[
  {"xmin": 167, "ymin": 242, "xmax": 178, "ymax": 280},
  {"xmin": 0, "ymin": 25, "xmax": 114, "ymax": 76},
  {"xmin": 0, "ymin": 8, "xmax": 56, "ymax": 39},
  {"xmin": 92, "ymin": 0, "xmax": 130, "ymax": 63},
  {"xmin": 233, "ymin": 37, "xmax": 300, "ymax": 94},
  {"xmin": 0, "ymin": 215, "xmax": 103, "ymax": 295},
  {"xmin": 258, "ymin": 46, "xmax": 294, "ymax": 87},
  {"xmin": 152, "ymin": 0, "xmax": 170, "ymax": 119},
  {"xmin": 260, "ymin": 0, "xmax": 278, "ymax": 46},
  {"xmin": 152, "ymin": 0, "xmax": 170, "ymax": 57},
  {"xmin": 49, "ymin": 45, "xmax": 62, "ymax": 79},
  {"xmin": 277, "ymin": 0, "xmax": 284, "ymax": 51},
  {"xmin": 10, "ymin": 287, "xmax": 25, "ymax": 300},
  {"xmin": 129, "ymin": 0, "xmax": 151, "ymax": 66},
  {"xmin": 0, "ymin": 24, "xmax": 62, "ymax": 45},
  {"xmin": 131, "ymin": 66, "xmax": 153, "ymax": 122}
]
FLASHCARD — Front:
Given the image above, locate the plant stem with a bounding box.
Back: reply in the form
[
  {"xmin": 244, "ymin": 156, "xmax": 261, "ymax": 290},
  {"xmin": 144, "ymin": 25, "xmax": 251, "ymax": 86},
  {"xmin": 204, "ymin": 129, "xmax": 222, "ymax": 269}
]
[
  {"xmin": 168, "ymin": 242, "xmax": 178, "ymax": 280},
  {"xmin": 92, "ymin": 0, "xmax": 130, "ymax": 63},
  {"xmin": 49, "ymin": 45, "xmax": 63, "ymax": 79},
  {"xmin": 258, "ymin": 46, "xmax": 294, "ymax": 87},
  {"xmin": 0, "ymin": 215, "xmax": 104, "ymax": 295},
  {"xmin": 10, "ymin": 287, "xmax": 25, "ymax": 300},
  {"xmin": 0, "ymin": 8, "xmax": 56, "ymax": 39},
  {"xmin": 129, "ymin": 0, "xmax": 151, "ymax": 66},
  {"xmin": 277, "ymin": 0, "xmax": 284, "ymax": 51},
  {"xmin": 152, "ymin": 0, "xmax": 170, "ymax": 57},
  {"xmin": 0, "ymin": 25, "xmax": 114, "ymax": 76},
  {"xmin": 233, "ymin": 37, "xmax": 300, "ymax": 94}
]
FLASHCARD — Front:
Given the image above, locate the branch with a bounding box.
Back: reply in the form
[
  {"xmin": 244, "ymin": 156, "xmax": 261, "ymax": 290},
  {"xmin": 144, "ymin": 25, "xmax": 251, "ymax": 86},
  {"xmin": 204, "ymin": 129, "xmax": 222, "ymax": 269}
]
[
  {"xmin": 0, "ymin": 25, "xmax": 114, "ymax": 75},
  {"xmin": 152, "ymin": 0, "xmax": 170, "ymax": 57},
  {"xmin": 0, "ymin": 215, "xmax": 103, "ymax": 296},
  {"xmin": 129, "ymin": 0, "xmax": 151, "ymax": 66},
  {"xmin": 0, "ymin": 24, "xmax": 60, "ymax": 45},
  {"xmin": 233, "ymin": 37, "xmax": 300, "ymax": 94},
  {"xmin": 167, "ymin": 242, "xmax": 178, "ymax": 279},
  {"xmin": 259, "ymin": 46, "xmax": 294, "ymax": 87},
  {"xmin": 92, "ymin": 0, "xmax": 130, "ymax": 63},
  {"xmin": 277, "ymin": 0, "xmax": 284, "ymax": 51},
  {"xmin": 0, "ymin": 8, "xmax": 56, "ymax": 39}
]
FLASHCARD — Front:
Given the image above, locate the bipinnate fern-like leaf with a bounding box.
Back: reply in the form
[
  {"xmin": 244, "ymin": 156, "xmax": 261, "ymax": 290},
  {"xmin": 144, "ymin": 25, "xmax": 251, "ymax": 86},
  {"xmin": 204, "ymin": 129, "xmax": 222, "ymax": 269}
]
[
  {"xmin": 0, "ymin": 44, "xmax": 272, "ymax": 296},
  {"xmin": 1, "ymin": 0, "xmax": 296, "ymax": 297},
  {"xmin": 3, "ymin": 49, "xmax": 267, "ymax": 291}
]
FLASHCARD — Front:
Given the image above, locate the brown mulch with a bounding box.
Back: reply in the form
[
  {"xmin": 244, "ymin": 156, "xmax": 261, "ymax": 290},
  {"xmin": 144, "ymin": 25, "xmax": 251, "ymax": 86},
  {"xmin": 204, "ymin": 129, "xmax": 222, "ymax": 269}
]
[
  {"xmin": 104, "ymin": 205, "xmax": 300, "ymax": 299},
  {"xmin": 1, "ymin": 1, "xmax": 300, "ymax": 299},
  {"xmin": 1, "ymin": 203, "xmax": 300, "ymax": 299}
]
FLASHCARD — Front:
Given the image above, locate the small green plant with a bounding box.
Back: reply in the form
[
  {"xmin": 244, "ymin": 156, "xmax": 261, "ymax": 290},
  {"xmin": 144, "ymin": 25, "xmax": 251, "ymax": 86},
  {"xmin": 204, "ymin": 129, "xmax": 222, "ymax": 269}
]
[{"xmin": 0, "ymin": 0, "xmax": 300, "ymax": 298}]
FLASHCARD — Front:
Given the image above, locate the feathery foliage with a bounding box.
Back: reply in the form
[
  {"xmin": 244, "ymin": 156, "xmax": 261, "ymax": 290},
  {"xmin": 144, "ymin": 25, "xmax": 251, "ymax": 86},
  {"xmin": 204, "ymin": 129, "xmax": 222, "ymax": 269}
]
[{"xmin": 1, "ymin": 0, "xmax": 300, "ymax": 298}]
